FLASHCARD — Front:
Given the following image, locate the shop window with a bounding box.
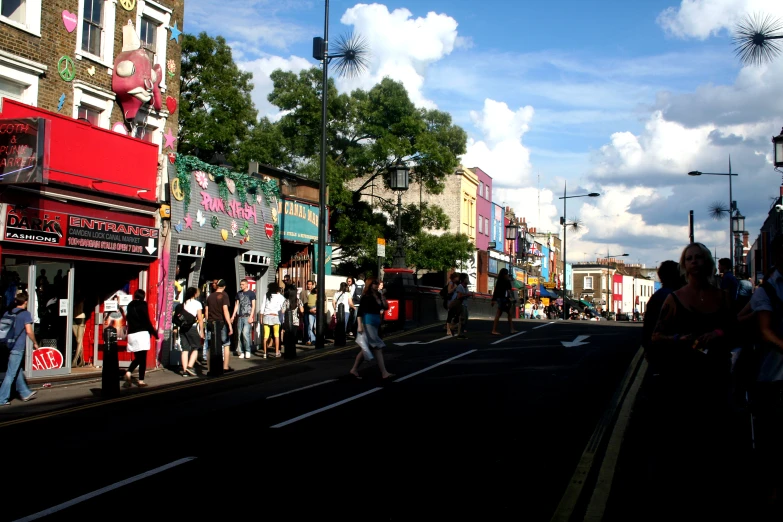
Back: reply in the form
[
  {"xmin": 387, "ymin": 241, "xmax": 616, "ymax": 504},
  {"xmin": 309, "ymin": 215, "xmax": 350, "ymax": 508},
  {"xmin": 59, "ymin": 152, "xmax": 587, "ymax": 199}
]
[
  {"xmin": 0, "ymin": 52, "xmax": 44, "ymax": 106},
  {"xmin": 135, "ymin": 0, "xmax": 171, "ymax": 92},
  {"xmin": 584, "ymin": 276, "xmax": 593, "ymax": 290},
  {"xmin": 75, "ymin": 0, "xmax": 116, "ymax": 69},
  {"xmin": 72, "ymin": 81, "xmax": 114, "ymax": 129},
  {"xmin": 0, "ymin": 0, "xmax": 41, "ymax": 36}
]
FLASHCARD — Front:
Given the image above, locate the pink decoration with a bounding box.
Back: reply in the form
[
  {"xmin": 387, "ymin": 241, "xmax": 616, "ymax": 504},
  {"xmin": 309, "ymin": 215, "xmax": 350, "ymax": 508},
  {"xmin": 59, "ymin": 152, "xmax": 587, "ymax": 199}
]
[
  {"xmin": 112, "ymin": 21, "xmax": 163, "ymax": 120},
  {"xmin": 166, "ymin": 96, "xmax": 177, "ymax": 114},
  {"xmin": 168, "ymin": 153, "xmax": 176, "ymax": 164},
  {"xmin": 62, "ymin": 10, "xmax": 77, "ymax": 32},
  {"xmin": 265, "ymin": 223, "xmax": 274, "ymax": 238},
  {"xmin": 184, "ymin": 214, "xmax": 193, "ymax": 229},
  {"xmin": 200, "ymin": 192, "xmax": 258, "ymax": 224},
  {"xmin": 194, "ymin": 171, "xmax": 209, "ymax": 189},
  {"xmin": 164, "ymin": 128, "xmax": 177, "ymax": 149},
  {"xmin": 112, "ymin": 122, "xmax": 128, "ymax": 135}
]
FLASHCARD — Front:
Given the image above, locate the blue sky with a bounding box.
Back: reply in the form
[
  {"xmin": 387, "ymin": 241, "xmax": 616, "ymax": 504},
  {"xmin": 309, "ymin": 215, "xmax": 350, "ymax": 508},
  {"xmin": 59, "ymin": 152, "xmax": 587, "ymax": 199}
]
[{"xmin": 184, "ymin": 0, "xmax": 783, "ymax": 268}]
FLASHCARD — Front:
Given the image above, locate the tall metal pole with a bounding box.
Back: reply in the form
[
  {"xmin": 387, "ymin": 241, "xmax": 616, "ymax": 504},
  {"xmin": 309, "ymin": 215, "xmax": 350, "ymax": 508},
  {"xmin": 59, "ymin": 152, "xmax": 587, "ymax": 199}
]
[
  {"xmin": 688, "ymin": 210, "xmax": 694, "ymax": 244},
  {"xmin": 315, "ymin": 0, "xmax": 329, "ymax": 349},
  {"xmin": 562, "ymin": 182, "xmax": 567, "ymax": 321},
  {"xmin": 393, "ymin": 191, "xmax": 405, "ymax": 268},
  {"xmin": 728, "ymin": 156, "xmax": 733, "ymax": 269}
]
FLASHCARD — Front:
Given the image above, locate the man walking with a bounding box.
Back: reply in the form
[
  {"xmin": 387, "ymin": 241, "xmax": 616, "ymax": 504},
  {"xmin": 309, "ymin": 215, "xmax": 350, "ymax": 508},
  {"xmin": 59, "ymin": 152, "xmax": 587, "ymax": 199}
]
[
  {"xmin": 231, "ymin": 279, "xmax": 256, "ymax": 358},
  {"xmin": 205, "ymin": 279, "xmax": 234, "ymax": 373},
  {"xmin": 351, "ymin": 273, "xmax": 366, "ymax": 336},
  {"xmin": 0, "ymin": 292, "xmax": 39, "ymax": 405},
  {"xmin": 299, "ymin": 280, "xmax": 316, "ymax": 345}
]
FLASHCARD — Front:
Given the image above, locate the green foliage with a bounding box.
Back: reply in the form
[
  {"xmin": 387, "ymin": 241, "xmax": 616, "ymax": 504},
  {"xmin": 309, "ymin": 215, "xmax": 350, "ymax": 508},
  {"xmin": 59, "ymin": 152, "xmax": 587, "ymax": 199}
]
[
  {"xmin": 241, "ymin": 68, "xmax": 468, "ymax": 262},
  {"xmin": 179, "ymin": 33, "xmax": 257, "ymax": 163},
  {"xmin": 406, "ymin": 233, "xmax": 476, "ymax": 273}
]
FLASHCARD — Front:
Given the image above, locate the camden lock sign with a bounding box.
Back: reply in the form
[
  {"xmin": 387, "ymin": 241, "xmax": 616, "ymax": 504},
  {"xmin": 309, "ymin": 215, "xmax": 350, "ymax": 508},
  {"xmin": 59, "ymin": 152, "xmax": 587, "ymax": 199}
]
[
  {"xmin": 3, "ymin": 206, "xmax": 159, "ymax": 257},
  {"xmin": 0, "ymin": 118, "xmax": 49, "ymax": 185}
]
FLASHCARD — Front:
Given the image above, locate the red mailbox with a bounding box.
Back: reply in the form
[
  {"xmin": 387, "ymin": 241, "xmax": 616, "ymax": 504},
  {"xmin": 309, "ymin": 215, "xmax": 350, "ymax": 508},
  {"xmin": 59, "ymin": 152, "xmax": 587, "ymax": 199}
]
[{"xmin": 385, "ymin": 300, "xmax": 399, "ymax": 321}]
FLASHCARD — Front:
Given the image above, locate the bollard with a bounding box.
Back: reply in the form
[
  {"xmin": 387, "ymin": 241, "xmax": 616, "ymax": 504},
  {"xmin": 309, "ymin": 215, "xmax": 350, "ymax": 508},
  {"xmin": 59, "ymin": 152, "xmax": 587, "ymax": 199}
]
[
  {"xmin": 102, "ymin": 326, "xmax": 120, "ymax": 397},
  {"xmin": 283, "ymin": 310, "xmax": 297, "ymax": 359},
  {"xmin": 335, "ymin": 304, "xmax": 346, "ymax": 346},
  {"xmin": 207, "ymin": 321, "xmax": 224, "ymax": 377}
]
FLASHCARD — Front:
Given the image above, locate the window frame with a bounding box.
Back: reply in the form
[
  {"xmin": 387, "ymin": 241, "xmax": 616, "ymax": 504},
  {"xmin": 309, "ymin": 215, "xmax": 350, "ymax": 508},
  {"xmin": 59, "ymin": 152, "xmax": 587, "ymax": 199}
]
[
  {"xmin": 584, "ymin": 276, "xmax": 594, "ymax": 290},
  {"xmin": 0, "ymin": 50, "xmax": 45, "ymax": 106},
  {"xmin": 135, "ymin": 0, "xmax": 171, "ymax": 93},
  {"xmin": 0, "ymin": 0, "xmax": 41, "ymax": 37},
  {"xmin": 131, "ymin": 106, "xmax": 165, "ymax": 151},
  {"xmin": 74, "ymin": 0, "xmax": 116, "ymax": 70},
  {"xmin": 72, "ymin": 80, "xmax": 115, "ymax": 129}
]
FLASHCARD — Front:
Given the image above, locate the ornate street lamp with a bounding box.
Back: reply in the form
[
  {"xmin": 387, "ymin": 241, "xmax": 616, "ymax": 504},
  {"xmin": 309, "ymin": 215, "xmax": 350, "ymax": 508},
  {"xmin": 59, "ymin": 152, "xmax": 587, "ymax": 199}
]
[
  {"xmin": 390, "ymin": 162, "xmax": 410, "ymax": 268},
  {"xmin": 773, "ymin": 127, "xmax": 783, "ymax": 169},
  {"xmin": 311, "ymin": 0, "xmax": 369, "ymax": 349}
]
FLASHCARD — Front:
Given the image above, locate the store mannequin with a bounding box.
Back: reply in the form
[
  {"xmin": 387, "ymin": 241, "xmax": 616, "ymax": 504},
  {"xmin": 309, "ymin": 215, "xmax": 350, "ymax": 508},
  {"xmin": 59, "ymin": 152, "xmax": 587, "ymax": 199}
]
[{"xmin": 72, "ymin": 289, "xmax": 86, "ymax": 367}]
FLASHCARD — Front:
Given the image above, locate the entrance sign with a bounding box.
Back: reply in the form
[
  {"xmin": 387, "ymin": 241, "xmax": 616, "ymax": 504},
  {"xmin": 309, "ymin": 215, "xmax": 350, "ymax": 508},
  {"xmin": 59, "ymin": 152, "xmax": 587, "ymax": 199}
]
[{"xmin": 0, "ymin": 118, "xmax": 50, "ymax": 185}]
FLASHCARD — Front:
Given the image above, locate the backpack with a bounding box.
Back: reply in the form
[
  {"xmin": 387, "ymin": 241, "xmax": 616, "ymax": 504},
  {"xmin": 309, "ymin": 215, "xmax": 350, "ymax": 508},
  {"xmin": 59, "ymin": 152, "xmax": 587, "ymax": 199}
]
[
  {"xmin": 172, "ymin": 302, "xmax": 196, "ymax": 331},
  {"xmin": 0, "ymin": 309, "xmax": 22, "ymax": 349},
  {"xmin": 353, "ymin": 281, "xmax": 365, "ymax": 301}
]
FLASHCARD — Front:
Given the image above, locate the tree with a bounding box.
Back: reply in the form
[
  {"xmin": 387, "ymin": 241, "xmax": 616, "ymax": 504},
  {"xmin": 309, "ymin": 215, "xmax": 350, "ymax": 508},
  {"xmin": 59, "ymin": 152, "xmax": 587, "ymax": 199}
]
[
  {"xmin": 406, "ymin": 233, "xmax": 476, "ymax": 274},
  {"xmin": 179, "ymin": 33, "xmax": 257, "ymax": 163},
  {"xmin": 244, "ymin": 68, "xmax": 468, "ymax": 263}
]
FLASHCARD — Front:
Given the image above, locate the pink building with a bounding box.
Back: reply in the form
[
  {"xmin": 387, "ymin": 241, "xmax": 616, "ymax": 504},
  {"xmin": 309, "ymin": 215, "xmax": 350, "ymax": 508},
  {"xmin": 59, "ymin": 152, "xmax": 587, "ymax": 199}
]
[
  {"xmin": 472, "ymin": 167, "xmax": 492, "ymax": 252},
  {"xmin": 613, "ymin": 273, "xmax": 624, "ymax": 313}
]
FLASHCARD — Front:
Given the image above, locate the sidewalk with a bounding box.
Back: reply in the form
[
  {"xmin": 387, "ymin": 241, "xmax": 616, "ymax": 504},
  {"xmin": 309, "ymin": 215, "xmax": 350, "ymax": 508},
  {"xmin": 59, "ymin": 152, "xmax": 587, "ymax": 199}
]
[{"xmin": 0, "ymin": 340, "xmax": 345, "ymax": 422}]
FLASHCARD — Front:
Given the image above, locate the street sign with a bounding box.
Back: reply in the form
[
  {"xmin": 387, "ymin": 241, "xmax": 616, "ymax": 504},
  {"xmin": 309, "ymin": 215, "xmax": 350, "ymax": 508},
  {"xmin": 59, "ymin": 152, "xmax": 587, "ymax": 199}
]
[
  {"xmin": 488, "ymin": 241, "xmax": 497, "ymax": 250},
  {"xmin": 377, "ymin": 237, "xmax": 386, "ymax": 257}
]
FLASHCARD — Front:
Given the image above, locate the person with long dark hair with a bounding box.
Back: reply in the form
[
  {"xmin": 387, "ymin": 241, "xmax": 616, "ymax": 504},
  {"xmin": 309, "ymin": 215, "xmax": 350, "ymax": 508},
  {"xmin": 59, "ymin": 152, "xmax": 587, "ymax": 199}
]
[
  {"xmin": 260, "ymin": 282, "xmax": 286, "ymax": 358},
  {"xmin": 643, "ymin": 260, "xmax": 683, "ymax": 358},
  {"xmin": 349, "ymin": 278, "xmax": 393, "ymax": 380},
  {"xmin": 179, "ymin": 287, "xmax": 205, "ymax": 376},
  {"xmin": 491, "ymin": 268, "xmax": 517, "ymax": 335},
  {"xmin": 124, "ymin": 289, "xmax": 158, "ymax": 388}
]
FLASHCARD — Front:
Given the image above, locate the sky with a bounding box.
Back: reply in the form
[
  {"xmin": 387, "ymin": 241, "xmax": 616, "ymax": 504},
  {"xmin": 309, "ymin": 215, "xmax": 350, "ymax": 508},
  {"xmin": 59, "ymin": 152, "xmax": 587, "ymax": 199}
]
[{"xmin": 183, "ymin": 0, "xmax": 783, "ymax": 268}]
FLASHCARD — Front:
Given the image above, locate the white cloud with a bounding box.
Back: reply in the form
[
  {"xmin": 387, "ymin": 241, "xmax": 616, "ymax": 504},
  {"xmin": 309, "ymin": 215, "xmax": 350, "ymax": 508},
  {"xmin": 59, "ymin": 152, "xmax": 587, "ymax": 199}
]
[
  {"xmin": 658, "ymin": 0, "xmax": 783, "ymax": 39},
  {"xmin": 238, "ymin": 55, "xmax": 312, "ymax": 119},
  {"xmin": 461, "ymin": 99, "xmax": 535, "ymax": 188},
  {"xmin": 337, "ymin": 4, "xmax": 460, "ymax": 108}
]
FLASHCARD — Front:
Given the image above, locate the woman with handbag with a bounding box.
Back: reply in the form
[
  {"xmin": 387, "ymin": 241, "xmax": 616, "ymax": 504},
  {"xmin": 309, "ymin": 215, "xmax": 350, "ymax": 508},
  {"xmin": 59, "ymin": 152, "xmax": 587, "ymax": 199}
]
[
  {"xmin": 124, "ymin": 290, "xmax": 158, "ymax": 388},
  {"xmin": 349, "ymin": 278, "xmax": 393, "ymax": 380},
  {"xmin": 260, "ymin": 283, "xmax": 286, "ymax": 358},
  {"xmin": 334, "ymin": 282, "xmax": 353, "ymax": 346}
]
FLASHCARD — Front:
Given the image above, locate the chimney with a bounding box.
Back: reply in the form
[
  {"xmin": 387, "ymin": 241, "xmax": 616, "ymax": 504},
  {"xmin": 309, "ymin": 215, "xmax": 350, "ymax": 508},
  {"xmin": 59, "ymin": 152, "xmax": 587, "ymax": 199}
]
[{"xmin": 743, "ymin": 231, "xmax": 749, "ymax": 248}]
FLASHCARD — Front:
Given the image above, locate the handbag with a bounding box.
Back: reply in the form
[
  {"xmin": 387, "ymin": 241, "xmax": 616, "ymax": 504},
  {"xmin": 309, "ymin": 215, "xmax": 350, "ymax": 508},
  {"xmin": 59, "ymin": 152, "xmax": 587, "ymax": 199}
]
[{"xmin": 355, "ymin": 330, "xmax": 374, "ymax": 361}]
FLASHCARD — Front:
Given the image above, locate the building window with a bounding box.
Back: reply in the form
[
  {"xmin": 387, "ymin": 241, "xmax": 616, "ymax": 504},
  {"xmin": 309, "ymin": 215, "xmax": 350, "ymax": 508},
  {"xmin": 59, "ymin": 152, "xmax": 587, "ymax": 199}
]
[
  {"xmin": 478, "ymin": 215, "xmax": 483, "ymax": 234},
  {"xmin": 139, "ymin": 16, "xmax": 156, "ymax": 64},
  {"xmin": 0, "ymin": 52, "xmax": 45, "ymax": 106},
  {"xmin": 135, "ymin": 0, "xmax": 172, "ymax": 92},
  {"xmin": 77, "ymin": 105, "xmax": 101, "ymax": 125},
  {"xmin": 584, "ymin": 276, "xmax": 593, "ymax": 290},
  {"xmin": 478, "ymin": 182, "xmax": 483, "ymax": 198},
  {"xmin": 133, "ymin": 125, "xmax": 154, "ymax": 142},
  {"xmin": 0, "ymin": 0, "xmax": 40, "ymax": 35},
  {"xmin": 486, "ymin": 186, "xmax": 491, "ymax": 201},
  {"xmin": 75, "ymin": 0, "xmax": 116, "ymax": 68},
  {"xmin": 130, "ymin": 107, "xmax": 165, "ymax": 150},
  {"xmin": 72, "ymin": 81, "xmax": 114, "ymax": 129},
  {"xmin": 485, "ymin": 217, "xmax": 489, "ymax": 236}
]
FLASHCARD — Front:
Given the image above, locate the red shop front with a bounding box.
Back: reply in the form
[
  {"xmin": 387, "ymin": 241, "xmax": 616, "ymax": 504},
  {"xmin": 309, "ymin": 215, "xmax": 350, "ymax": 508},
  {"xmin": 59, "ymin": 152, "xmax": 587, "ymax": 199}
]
[{"xmin": 0, "ymin": 100, "xmax": 161, "ymax": 379}]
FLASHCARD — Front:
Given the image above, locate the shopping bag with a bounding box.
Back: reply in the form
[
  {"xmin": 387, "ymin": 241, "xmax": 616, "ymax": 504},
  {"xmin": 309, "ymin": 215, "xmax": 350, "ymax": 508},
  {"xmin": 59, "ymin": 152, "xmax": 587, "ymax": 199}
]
[{"xmin": 355, "ymin": 330, "xmax": 374, "ymax": 361}]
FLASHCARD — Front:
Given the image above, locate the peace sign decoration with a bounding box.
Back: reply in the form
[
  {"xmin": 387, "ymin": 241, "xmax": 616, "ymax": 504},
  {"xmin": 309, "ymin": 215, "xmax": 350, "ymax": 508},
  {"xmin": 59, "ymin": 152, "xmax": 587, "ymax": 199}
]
[
  {"xmin": 119, "ymin": 0, "xmax": 136, "ymax": 11},
  {"xmin": 58, "ymin": 56, "xmax": 75, "ymax": 82}
]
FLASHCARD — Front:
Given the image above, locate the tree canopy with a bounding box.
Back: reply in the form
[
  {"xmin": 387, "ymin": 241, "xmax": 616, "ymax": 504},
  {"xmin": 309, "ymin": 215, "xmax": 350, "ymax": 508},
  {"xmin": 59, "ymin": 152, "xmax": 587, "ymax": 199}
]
[
  {"xmin": 407, "ymin": 233, "xmax": 476, "ymax": 274},
  {"xmin": 178, "ymin": 33, "xmax": 257, "ymax": 163}
]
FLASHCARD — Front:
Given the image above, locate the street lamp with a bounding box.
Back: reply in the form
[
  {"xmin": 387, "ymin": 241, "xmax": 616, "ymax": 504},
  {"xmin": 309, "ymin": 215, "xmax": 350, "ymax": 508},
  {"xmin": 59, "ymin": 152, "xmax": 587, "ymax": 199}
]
[
  {"xmin": 733, "ymin": 13, "xmax": 783, "ymax": 66},
  {"xmin": 559, "ymin": 181, "xmax": 600, "ymax": 320},
  {"xmin": 312, "ymin": 0, "xmax": 368, "ymax": 348},
  {"xmin": 773, "ymin": 127, "xmax": 783, "ymax": 169},
  {"xmin": 390, "ymin": 162, "xmax": 410, "ymax": 268},
  {"xmin": 687, "ymin": 162, "xmax": 739, "ymax": 268}
]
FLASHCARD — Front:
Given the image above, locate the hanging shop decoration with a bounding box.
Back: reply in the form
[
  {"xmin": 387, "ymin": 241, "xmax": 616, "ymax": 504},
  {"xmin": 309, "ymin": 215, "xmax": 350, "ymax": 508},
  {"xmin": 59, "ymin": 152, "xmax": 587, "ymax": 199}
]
[
  {"xmin": 119, "ymin": 0, "xmax": 136, "ymax": 11},
  {"xmin": 174, "ymin": 154, "xmax": 282, "ymax": 266},
  {"xmin": 58, "ymin": 56, "xmax": 75, "ymax": 82},
  {"xmin": 167, "ymin": 59, "xmax": 177, "ymax": 78},
  {"xmin": 112, "ymin": 21, "xmax": 162, "ymax": 121},
  {"xmin": 61, "ymin": 10, "xmax": 77, "ymax": 32}
]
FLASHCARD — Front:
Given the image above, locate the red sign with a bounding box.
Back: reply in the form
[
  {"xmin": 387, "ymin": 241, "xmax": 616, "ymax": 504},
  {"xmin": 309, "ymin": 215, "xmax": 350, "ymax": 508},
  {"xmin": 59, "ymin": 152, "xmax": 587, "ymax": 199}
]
[
  {"xmin": 4, "ymin": 206, "xmax": 66, "ymax": 246},
  {"xmin": 265, "ymin": 223, "xmax": 274, "ymax": 238},
  {"xmin": 32, "ymin": 347, "xmax": 64, "ymax": 371},
  {"xmin": 385, "ymin": 299, "xmax": 399, "ymax": 321},
  {"xmin": 0, "ymin": 117, "xmax": 49, "ymax": 185}
]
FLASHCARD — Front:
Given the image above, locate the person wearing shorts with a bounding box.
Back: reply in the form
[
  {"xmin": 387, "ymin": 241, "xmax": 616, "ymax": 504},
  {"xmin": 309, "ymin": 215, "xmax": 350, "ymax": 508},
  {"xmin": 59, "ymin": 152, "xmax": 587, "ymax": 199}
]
[
  {"xmin": 260, "ymin": 282, "xmax": 286, "ymax": 358},
  {"xmin": 179, "ymin": 287, "xmax": 205, "ymax": 376},
  {"xmin": 205, "ymin": 279, "xmax": 233, "ymax": 372}
]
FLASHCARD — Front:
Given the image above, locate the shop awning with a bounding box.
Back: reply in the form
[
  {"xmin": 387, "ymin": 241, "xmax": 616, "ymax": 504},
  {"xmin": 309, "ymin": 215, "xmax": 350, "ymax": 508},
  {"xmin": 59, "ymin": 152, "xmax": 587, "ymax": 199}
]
[
  {"xmin": 539, "ymin": 285, "xmax": 558, "ymax": 298},
  {"xmin": 512, "ymin": 280, "xmax": 524, "ymax": 289}
]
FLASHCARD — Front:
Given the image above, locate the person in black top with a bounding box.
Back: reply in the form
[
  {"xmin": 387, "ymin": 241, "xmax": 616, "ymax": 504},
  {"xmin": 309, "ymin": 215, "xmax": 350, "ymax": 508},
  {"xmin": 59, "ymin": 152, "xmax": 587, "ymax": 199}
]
[
  {"xmin": 123, "ymin": 290, "xmax": 158, "ymax": 388},
  {"xmin": 491, "ymin": 268, "xmax": 517, "ymax": 335}
]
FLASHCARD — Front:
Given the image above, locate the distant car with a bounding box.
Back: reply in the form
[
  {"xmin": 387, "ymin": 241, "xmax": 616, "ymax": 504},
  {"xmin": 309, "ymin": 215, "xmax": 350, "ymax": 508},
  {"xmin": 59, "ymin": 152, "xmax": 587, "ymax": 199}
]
[{"xmin": 616, "ymin": 313, "xmax": 630, "ymax": 321}]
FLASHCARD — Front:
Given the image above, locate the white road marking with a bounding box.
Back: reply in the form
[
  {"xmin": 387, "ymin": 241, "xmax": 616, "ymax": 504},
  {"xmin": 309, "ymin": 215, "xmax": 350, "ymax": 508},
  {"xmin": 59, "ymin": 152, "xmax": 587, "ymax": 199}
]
[
  {"xmin": 490, "ymin": 330, "xmax": 527, "ymax": 345},
  {"xmin": 394, "ymin": 349, "xmax": 477, "ymax": 383},
  {"xmin": 561, "ymin": 335, "xmax": 591, "ymax": 347},
  {"xmin": 266, "ymin": 379, "xmax": 338, "ymax": 400},
  {"xmin": 395, "ymin": 335, "xmax": 453, "ymax": 347},
  {"xmin": 533, "ymin": 322, "xmax": 555, "ymax": 329},
  {"xmin": 270, "ymin": 387, "xmax": 383, "ymax": 428},
  {"xmin": 13, "ymin": 457, "xmax": 197, "ymax": 522}
]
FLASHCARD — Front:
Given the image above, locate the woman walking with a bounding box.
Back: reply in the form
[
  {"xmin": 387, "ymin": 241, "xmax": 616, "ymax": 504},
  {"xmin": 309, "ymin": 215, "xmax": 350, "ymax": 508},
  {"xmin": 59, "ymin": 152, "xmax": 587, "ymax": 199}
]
[
  {"xmin": 491, "ymin": 268, "xmax": 517, "ymax": 335},
  {"xmin": 179, "ymin": 287, "xmax": 205, "ymax": 376},
  {"xmin": 349, "ymin": 278, "xmax": 394, "ymax": 380},
  {"xmin": 124, "ymin": 290, "xmax": 158, "ymax": 388},
  {"xmin": 260, "ymin": 282, "xmax": 286, "ymax": 358}
]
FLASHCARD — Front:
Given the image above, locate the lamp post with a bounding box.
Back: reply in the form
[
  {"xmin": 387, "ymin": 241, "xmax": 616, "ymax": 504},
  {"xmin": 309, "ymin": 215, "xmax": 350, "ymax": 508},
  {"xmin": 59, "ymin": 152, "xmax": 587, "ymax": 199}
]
[
  {"xmin": 559, "ymin": 181, "xmax": 600, "ymax": 320},
  {"xmin": 390, "ymin": 163, "xmax": 410, "ymax": 268},
  {"xmin": 732, "ymin": 208, "xmax": 746, "ymax": 274},
  {"xmin": 688, "ymin": 163, "xmax": 739, "ymax": 268}
]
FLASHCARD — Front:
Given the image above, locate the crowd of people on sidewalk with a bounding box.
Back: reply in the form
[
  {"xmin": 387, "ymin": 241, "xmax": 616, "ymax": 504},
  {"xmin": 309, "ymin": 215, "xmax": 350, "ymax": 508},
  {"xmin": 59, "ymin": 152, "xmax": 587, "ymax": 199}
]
[{"xmin": 639, "ymin": 240, "xmax": 783, "ymax": 519}]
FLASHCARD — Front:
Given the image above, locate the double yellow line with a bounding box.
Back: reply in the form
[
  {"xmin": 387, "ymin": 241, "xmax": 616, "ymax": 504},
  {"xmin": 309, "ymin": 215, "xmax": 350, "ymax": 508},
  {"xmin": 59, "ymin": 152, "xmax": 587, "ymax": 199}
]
[{"xmin": 0, "ymin": 323, "xmax": 438, "ymax": 428}]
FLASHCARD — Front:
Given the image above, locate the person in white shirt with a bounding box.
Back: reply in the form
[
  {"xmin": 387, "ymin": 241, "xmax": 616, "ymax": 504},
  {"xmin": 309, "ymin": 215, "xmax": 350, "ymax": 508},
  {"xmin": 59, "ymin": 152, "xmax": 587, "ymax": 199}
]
[
  {"xmin": 180, "ymin": 287, "xmax": 205, "ymax": 376},
  {"xmin": 334, "ymin": 282, "xmax": 354, "ymax": 330},
  {"xmin": 260, "ymin": 282, "xmax": 286, "ymax": 358}
]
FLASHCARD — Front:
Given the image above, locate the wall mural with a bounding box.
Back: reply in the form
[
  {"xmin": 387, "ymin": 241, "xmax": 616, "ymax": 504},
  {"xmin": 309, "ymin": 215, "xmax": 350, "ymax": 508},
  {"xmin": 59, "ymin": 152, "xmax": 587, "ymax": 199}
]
[
  {"xmin": 112, "ymin": 21, "xmax": 163, "ymax": 121},
  {"xmin": 173, "ymin": 154, "xmax": 281, "ymax": 265}
]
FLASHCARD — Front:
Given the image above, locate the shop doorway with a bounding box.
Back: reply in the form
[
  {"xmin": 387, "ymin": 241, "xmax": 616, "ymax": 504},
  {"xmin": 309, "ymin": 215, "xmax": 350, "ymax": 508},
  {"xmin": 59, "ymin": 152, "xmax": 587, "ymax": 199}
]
[
  {"xmin": 32, "ymin": 261, "xmax": 73, "ymax": 377},
  {"xmin": 199, "ymin": 244, "xmax": 238, "ymax": 308}
]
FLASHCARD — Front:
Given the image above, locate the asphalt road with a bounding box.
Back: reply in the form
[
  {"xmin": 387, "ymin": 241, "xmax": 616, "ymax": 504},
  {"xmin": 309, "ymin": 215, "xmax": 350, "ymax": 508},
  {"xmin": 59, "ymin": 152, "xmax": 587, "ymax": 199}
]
[{"xmin": 3, "ymin": 319, "xmax": 643, "ymax": 522}]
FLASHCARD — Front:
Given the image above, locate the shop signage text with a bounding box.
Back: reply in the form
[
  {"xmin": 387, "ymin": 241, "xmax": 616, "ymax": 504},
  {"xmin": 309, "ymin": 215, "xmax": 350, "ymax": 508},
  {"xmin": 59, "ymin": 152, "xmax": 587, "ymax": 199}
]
[
  {"xmin": 200, "ymin": 192, "xmax": 258, "ymax": 224},
  {"xmin": 3, "ymin": 206, "xmax": 158, "ymax": 257},
  {"xmin": 0, "ymin": 117, "xmax": 48, "ymax": 185},
  {"xmin": 278, "ymin": 199, "xmax": 322, "ymax": 242},
  {"xmin": 32, "ymin": 347, "xmax": 63, "ymax": 371}
]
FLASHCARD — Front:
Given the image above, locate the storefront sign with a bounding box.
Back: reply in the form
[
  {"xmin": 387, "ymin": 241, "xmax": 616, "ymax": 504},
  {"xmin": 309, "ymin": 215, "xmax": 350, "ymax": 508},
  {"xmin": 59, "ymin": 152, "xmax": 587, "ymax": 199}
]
[
  {"xmin": 544, "ymin": 282, "xmax": 556, "ymax": 289},
  {"xmin": 200, "ymin": 192, "xmax": 258, "ymax": 224},
  {"xmin": 0, "ymin": 118, "xmax": 49, "ymax": 185},
  {"xmin": 488, "ymin": 258, "xmax": 498, "ymax": 275},
  {"xmin": 59, "ymin": 299, "xmax": 68, "ymax": 316},
  {"xmin": 104, "ymin": 299, "xmax": 118, "ymax": 312},
  {"xmin": 32, "ymin": 347, "xmax": 64, "ymax": 371},
  {"xmin": 528, "ymin": 276, "xmax": 539, "ymax": 285},
  {"xmin": 3, "ymin": 206, "xmax": 159, "ymax": 257},
  {"xmin": 515, "ymin": 270, "xmax": 526, "ymax": 282},
  {"xmin": 278, "ymin": 199, "xmax": 321, "ymax": 242}
]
